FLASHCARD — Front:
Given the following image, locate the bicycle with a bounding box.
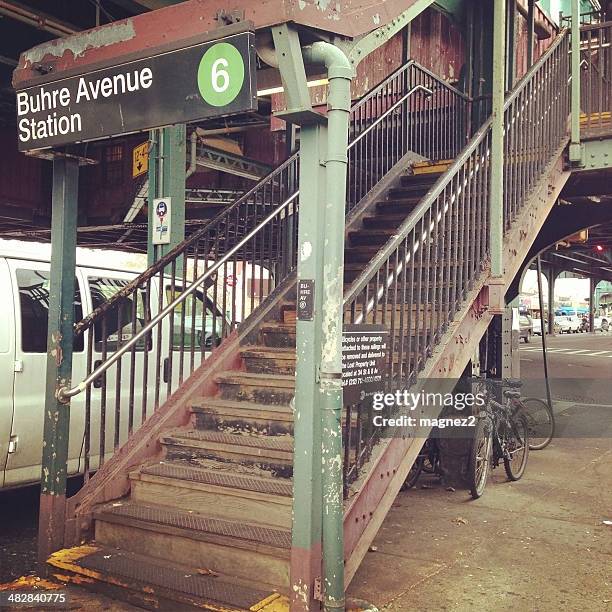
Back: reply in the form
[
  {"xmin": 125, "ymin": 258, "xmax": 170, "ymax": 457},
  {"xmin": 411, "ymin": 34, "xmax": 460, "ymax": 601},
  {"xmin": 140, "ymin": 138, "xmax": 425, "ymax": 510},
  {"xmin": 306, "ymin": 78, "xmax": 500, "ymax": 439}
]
[
  {"xmin": 401, "ymin": 438, "xmax": 441, "ymax": 490},
  {"xmin": 468, "ymin": 383, "xmax": 530, "ymax": 499}
]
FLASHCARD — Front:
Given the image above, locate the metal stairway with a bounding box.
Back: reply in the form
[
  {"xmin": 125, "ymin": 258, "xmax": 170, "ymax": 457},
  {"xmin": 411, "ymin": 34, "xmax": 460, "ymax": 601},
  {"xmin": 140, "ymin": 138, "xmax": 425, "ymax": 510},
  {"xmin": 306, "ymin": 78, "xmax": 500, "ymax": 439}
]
[{"xmin": 46, "ymin": 29, "xmax": 574, "ymax": 611}]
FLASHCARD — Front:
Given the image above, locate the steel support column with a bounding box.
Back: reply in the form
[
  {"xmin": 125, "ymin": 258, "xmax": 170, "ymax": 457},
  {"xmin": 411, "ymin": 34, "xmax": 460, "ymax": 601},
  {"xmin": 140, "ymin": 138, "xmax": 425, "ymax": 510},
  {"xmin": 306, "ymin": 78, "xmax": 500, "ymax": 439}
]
[
  {"xmin": 547, "ymin": 266, "xmax": 556, "ymax": 335},
  {"xmin": 490, "ymin": 0, "xmax": 506, "ymax": 279},
  {"xmin": 527, "ymin": 0, "xmax": 536, "ymax": 67},
  {"xmin": 147, "ymin": 125, "xmax": 186, "ymax": 265},
  {"xmin": 272, "ymin": 25, "xmax": 326, "ymax": 610},
  {"xmin": 38, "ymin": 156, "xmax": 79, "ymax": 565},
  {"xmin": 589, "ymin": 277, "xmax": 597, "ymax": 332},
  {"xmin": 569, "ymin": 0, "xmax": 584, "ymax": 164},
  {"xmin": 291, "ymin": 124, "xmax": 327, "ymax": 611}
]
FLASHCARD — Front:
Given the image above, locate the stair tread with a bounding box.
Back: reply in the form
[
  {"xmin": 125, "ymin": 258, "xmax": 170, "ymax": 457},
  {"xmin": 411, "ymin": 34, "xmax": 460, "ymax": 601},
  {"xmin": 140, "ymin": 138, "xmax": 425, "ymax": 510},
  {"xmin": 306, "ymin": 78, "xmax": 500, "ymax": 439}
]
[
  {"xmin": 138, "ymin": 460, "xmax": 293, "ymax": 497},
  {"xmin": 240, "ymin": 346, "xmax": 297, "ymax": 359},
  {"xmin": 163, "ymin": 429, "xmax": 294, "ymax": 452},
  {"xmin": 48, "ymin": 545, "xmax": 279, "ymax": 610},
  {"xmin": 216, "ymin": 370, "xmax": 296, "ymax": 386},
  {"xmin": 192, "ymin": 397, "xmax": 293, "ymax": 415},
  {"xmin": 95, "ymin": 500, "xmax": 292, "ymax": 549}
]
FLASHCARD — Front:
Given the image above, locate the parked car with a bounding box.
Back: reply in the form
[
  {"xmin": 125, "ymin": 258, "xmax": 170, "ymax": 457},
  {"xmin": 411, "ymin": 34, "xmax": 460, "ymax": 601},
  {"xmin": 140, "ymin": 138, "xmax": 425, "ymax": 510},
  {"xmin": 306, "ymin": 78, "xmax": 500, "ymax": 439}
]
[
  {"xmin": 532, "ymin": 317, "xmax": 561, "ymax": 335},
  {"xmin": 519, "ymin": 314, "xmax": 533, "ymax": 343},
  {"xmin": 555, "ymin": 315, "xmax": 582, "ymax": 333},
  {"xmin": 0, "ymin": 245, "xmax": 227, "ymax": 490}
]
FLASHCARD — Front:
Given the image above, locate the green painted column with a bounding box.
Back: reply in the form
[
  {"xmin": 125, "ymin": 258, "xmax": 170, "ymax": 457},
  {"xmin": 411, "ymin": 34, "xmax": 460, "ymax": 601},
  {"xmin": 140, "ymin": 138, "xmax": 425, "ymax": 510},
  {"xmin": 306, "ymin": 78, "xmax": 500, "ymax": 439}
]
[
  {"xmin": 147, "ymin": 125, "xmax": 187, "ymax": 266},
  {"xmin": 569, "ymin": 0, "xmax": 584, "ymax": 164},
  {"xmin": 38, "ymin": 156, "xmax": 79, "ymax": 564},
  {"xmin": 291, "ymin": 122, "xmax": 327, "ymax": 611},
  {"xmin": 490, "ymin": 0, "xmax": 506, "ymax": 278}
]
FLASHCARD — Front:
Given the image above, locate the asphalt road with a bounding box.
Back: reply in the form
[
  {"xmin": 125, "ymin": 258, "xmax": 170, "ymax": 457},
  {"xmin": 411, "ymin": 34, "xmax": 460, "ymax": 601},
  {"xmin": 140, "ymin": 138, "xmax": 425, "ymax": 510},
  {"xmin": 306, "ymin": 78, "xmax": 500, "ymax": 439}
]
[
  {"xmin": 519, "ymin": 330, "xmax": 612, "ymax": 438},
  {"xmin": 520, "ymin": 330, "xmax": 612, "ymax": 380}
]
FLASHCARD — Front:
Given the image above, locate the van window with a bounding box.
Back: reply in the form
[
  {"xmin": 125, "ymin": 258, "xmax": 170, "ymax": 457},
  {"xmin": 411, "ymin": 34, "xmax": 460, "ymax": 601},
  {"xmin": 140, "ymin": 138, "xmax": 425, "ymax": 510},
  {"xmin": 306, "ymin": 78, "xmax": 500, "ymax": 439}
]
[
  {"xmin": 16, "ymin": 269, "xmax": 84, "ymax": 353},
  {"xmin": 89, "ymin": 277, "xmax": 150, "ymax": 351},
  {"xmin": 165, "ymin": 286, "xmax": 224, "ymax": 349}
]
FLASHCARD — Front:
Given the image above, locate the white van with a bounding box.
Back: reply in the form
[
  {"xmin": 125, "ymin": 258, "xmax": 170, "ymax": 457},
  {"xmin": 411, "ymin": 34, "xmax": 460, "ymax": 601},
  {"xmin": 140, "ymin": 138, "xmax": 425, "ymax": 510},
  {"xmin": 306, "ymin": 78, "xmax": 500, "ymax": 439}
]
[{"xmin": 0, "ymin": 241, "xmax": 226, "ymax": 490}]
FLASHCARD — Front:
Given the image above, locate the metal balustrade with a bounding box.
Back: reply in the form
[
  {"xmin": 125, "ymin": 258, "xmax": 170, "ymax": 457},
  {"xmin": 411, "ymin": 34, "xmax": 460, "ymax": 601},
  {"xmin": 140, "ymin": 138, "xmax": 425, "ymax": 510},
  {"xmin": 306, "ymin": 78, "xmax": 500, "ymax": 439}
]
[
  {"xmin": 580, "ymin": 20, "xmax": 612, "ymax": 138},
  {"xmin": 342, "ymin": 30, "xmax": 571, "ymax": 487}
]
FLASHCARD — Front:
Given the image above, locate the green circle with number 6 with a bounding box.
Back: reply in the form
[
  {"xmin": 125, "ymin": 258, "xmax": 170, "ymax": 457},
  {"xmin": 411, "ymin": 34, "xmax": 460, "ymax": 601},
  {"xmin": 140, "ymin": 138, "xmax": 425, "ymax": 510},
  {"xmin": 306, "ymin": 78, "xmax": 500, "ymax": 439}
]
[{"xmin": 198, "ymin": 42, "xmax": 245, "ymax": 107}]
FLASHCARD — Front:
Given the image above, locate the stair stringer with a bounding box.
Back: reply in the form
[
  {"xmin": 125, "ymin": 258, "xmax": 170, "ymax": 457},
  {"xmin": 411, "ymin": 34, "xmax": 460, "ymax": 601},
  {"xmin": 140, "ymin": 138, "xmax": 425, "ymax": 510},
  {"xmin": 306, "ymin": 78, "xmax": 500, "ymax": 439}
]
[
  {"xmin": 64, "ymin": 276, "xmax": 298, "ymax": 548},
  {"xmin": 342, "ymin": 142, "xmax": 571, "ymax": 586}
]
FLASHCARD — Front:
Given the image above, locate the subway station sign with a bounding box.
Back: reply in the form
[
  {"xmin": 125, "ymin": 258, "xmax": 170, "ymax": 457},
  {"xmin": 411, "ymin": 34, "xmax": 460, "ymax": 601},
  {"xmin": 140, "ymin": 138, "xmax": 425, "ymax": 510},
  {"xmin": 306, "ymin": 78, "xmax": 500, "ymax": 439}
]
[{"xmin": 16, "ymin": 31, "xmax": 256, "ymax": 152}]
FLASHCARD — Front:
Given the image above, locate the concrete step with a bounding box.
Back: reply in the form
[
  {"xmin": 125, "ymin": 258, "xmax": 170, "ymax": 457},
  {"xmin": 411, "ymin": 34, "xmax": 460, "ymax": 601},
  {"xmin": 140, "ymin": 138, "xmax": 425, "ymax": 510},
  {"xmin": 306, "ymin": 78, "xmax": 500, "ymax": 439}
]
[
  {"xmin": 93, "ymin": 501, "xmax": 291, "ymax": 589},
  {"xmin": 130, "ymin": 460, "xmax": 293, "ymax": 529},
  {"xmin": 215, "ymin": 370, "xmax": 295, "ymax": 405},
  {"xmin": 161, "ymin": 429, "xmax": 294, "ymax": 476},
  {"xmin": 47, "ymin": 544, "xmax": 284, "ymax": 611},
  {"xmin": 191, "ymin": 397, "xmax": 294, "ymax": 435},
  {"xmin": 259, "ymin": 323, "xmax": 296, "ymax": 348},
  {"xmin": 240, "ymin": 346, "xmax": 296, "ymax": 375}
]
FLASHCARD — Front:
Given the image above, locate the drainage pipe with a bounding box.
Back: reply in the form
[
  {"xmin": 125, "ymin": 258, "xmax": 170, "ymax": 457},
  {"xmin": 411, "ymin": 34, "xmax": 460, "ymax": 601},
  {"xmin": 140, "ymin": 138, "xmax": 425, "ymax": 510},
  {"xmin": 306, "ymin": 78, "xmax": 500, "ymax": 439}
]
[{"xmin": 302, "ymin": 41, "xmax": 352, "ymax": 612}]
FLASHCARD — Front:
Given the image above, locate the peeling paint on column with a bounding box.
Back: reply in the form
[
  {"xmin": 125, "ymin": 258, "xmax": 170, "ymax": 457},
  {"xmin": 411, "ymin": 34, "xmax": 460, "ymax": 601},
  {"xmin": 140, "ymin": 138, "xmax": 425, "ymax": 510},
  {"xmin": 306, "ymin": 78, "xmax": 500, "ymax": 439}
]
[
  {"xmin": 23, "ymin": 21, "xmax": 136, "ymax": 66},
  {"xmin": 300, "ymin": 241, "xmax": 312, "ymax": 262}
]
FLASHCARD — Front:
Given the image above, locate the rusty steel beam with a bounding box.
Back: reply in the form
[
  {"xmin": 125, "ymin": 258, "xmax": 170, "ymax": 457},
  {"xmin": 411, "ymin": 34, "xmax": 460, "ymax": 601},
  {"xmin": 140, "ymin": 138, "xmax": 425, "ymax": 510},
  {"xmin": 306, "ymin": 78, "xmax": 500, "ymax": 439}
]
[{"xmin": 13, "ymin": 0, "xmax": 428, "ymax": 87}]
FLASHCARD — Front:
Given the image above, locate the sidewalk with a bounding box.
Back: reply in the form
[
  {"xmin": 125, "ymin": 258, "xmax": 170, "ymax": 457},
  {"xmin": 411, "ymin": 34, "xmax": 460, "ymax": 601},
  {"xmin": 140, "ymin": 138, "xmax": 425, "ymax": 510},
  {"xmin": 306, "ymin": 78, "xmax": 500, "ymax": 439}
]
[{"xmin": 348, "ymin": 435, "xmax": 612, "ymax": 611}]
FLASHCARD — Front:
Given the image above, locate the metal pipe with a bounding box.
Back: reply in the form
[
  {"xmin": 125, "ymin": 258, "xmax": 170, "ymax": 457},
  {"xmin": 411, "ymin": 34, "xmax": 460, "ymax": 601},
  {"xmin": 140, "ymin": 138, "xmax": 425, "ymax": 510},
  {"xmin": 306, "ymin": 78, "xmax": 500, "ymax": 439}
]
[
  {"xmin": 302, "ymin": 40, "xmax": 352, "ymax": 612},
  {"xmin": 57, "ymin": 191, "xmax": 298, "ymax": 403},
  {"xmin": 0, "ymin": 0, "xmax": 77, "ymax": 37},
  {"xmin": 185, "ymin": 130, "xmax": 197, "ymax": 179}
]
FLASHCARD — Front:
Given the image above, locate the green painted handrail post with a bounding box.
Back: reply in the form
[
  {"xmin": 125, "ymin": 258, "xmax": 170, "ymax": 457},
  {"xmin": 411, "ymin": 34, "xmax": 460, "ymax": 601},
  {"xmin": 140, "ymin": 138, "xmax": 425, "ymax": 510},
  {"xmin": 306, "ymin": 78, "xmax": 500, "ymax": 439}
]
[
  {"xmin": 569, "ymin": 0, "xmax": 584, "ymax": 165},
  {"xmin": 490, "ymin": 0, "xmax": 506, "ymax": 278},
  {"xmin": 38, "ymin": 156, "xmax": 79, "ymax": 565},
  {"xmin": 147, "ymin": 125, "xmax": 187, "ymax": 266}
]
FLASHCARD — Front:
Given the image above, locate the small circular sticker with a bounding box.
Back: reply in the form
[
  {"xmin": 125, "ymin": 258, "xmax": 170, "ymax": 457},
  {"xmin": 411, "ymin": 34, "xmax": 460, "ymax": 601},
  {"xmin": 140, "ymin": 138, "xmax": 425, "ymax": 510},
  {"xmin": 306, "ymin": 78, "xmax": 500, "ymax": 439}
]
[{"xmin": 198, "ymin": 42, "xmax": 245, "ymax": 107}]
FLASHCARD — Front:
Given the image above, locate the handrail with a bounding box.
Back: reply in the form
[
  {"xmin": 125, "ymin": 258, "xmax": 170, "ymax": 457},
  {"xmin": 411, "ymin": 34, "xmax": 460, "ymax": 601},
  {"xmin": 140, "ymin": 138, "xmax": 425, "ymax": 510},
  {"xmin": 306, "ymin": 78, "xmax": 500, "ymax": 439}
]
[
  {"xmin": 73, "ymin": 152, "xmax": 300, "ymax": 336},
  {"xmin": 58, "ymin": 191, "xmax": 299, "ymax": 402},
  {"xmin": 343, "ymin": 28, "xmax": 570, "ymax": 309}
]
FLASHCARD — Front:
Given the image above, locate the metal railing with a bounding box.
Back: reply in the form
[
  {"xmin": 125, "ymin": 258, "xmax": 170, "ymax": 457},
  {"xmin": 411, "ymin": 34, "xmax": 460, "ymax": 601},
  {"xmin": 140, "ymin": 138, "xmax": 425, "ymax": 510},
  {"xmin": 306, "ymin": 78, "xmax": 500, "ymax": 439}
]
[
  {"xmin": 61, "ymin": 59, "xmax": 468, "ymax": 483},
  {"xmin": 341, "ymin": 31, "xmax": 571, "ymax": 487},
  {"xmin": 579, "ymin": 20, "xmax": 612, "ymax": 137}
]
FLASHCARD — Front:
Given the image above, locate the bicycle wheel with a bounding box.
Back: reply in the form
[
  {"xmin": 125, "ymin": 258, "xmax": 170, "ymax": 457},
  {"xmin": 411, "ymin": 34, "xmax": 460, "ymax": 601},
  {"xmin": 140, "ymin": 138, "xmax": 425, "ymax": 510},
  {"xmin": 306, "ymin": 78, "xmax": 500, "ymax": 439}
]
[
  {"xmin": 402, "ymin": 456, "xmax": 424, "ymax": 490},
  {"xmin": 521, "ymin": 397, "xmax": 554, "ymax": 450},
  {"xmin": 504, "ymin": 414, "xmax": 529, "ymax": 481},
  {"xmin": 468, "ymin": 416, "xmax": 492, "ymax": 499}
]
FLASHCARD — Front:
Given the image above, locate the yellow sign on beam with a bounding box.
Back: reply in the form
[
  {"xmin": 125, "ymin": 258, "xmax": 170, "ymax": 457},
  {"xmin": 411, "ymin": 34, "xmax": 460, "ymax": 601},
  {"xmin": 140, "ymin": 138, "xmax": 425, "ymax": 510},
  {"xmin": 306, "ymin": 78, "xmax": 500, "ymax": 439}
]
[{"xmin": 132, "ymin": 142, "xmax": 149, "ymax": 178}]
